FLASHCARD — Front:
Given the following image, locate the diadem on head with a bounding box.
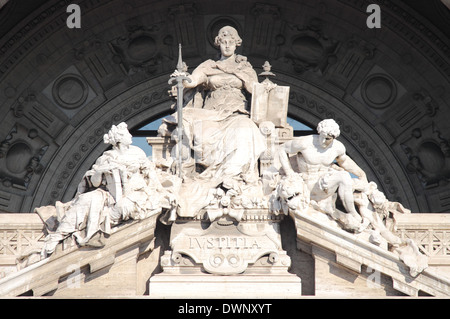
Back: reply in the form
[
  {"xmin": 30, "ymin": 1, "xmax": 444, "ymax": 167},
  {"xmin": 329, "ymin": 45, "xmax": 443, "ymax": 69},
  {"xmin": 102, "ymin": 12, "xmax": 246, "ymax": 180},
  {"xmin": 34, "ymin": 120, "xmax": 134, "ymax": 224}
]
[
  {"xmin": 103, "ymin": 122, "xmax": 129, "ymax": 146},
  {"xmin": 214, "ymin": 26, "xmax": 242, "ymax": 47},
  {"xmin": 317, "ymin": 119, "xmax": 340, "ymax": 138}
]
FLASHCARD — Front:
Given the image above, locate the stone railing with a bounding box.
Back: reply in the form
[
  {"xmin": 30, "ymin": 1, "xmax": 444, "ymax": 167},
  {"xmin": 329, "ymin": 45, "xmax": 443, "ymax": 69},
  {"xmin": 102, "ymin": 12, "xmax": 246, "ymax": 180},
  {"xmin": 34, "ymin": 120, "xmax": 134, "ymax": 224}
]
[
  {"xmin": 0, "ymin": 215, "xmax": 158, "ymax": 297},
  {"xmin": 395, "ymin": 214, "xmax": 450, "ymax": 266},
  {"xmin": 294, "ymin": 209, "xmax": 450, "ymax": 297},
  {"xmin": 0, "ymin": 213, "xmax": 45, "ymax": 279},
  {"xmin": 1, "ymin": 211, "xmax": 450, "ymax": 294}
]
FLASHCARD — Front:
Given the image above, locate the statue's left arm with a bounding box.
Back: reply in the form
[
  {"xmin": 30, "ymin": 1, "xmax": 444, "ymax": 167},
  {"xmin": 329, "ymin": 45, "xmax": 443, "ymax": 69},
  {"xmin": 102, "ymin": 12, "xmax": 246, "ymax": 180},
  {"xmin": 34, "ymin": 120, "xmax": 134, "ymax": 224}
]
[{"xmin": 335, "ymin": 146, "xmax": 368, "ymax": 190}]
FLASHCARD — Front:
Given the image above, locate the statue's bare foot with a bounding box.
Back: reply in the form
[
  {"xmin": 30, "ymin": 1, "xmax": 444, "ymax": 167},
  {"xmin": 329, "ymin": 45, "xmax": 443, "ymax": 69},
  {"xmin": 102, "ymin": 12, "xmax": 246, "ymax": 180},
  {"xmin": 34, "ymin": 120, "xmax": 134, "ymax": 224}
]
[{"xmin": 358, "ymin": 217, "xmax": 371, "ymax": 233}]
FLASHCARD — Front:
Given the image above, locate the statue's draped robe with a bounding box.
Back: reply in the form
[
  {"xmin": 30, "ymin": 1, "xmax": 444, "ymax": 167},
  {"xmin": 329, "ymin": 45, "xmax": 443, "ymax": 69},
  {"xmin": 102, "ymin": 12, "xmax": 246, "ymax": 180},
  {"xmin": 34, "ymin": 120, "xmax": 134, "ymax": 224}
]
[
  {"xmin": 177, "ymin": 57, "xmax": 266, "ymax": 217},
  {"xmin": 42, "ymin": 146, "xmax": 165, "ymax": 254}
]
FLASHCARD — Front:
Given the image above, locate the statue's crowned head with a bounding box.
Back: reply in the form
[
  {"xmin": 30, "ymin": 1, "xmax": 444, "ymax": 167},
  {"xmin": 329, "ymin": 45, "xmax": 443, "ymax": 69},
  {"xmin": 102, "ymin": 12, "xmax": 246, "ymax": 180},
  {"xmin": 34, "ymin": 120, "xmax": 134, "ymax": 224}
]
[
  {"xmin": 103, "ymin": 122, "xmax": 132, "ymax": 147},
  {"xmin": 214, "ymin": 26, "xmax": 242, "ymax": 47}
]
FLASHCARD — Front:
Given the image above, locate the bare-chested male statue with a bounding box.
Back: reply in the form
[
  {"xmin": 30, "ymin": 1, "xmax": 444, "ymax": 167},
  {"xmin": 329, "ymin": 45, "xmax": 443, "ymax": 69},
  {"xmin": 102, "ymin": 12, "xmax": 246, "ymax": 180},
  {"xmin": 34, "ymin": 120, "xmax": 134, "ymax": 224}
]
[{"xmin": 278, "ymin": 119, "xmax": 368, "ymax": 231}]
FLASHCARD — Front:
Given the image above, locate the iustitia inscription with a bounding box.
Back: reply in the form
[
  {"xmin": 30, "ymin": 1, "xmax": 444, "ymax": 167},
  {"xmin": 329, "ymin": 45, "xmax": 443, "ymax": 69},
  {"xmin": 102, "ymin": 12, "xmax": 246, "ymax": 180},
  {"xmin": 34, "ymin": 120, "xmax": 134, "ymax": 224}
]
[{"xmin": 164, "ymin": 212, "xmax": 291, "ymax": 275}]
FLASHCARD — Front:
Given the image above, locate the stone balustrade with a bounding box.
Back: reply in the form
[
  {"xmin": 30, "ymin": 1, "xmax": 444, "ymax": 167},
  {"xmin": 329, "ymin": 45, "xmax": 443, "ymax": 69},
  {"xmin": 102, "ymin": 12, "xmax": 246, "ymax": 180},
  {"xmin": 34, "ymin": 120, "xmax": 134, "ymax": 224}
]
[
  {"xmin": 395, "ymin": 214, "xmax": 450, "ymax": 269},
  {"xmin": 0, "ymin": 213, "xmax": 46, "ymax": 279},
  {"xmin": 0, "ymin": 215, "xmax": 158, "ymax": 297},
  {"xmin": 1, "ymin": 211, "xmax": 450, "ymax": 296}
]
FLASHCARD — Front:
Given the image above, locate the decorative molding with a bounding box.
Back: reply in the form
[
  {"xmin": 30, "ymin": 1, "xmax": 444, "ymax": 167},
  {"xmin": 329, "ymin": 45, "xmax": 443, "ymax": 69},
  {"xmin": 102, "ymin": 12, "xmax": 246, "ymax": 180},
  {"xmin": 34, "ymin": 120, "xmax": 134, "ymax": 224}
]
[
  {"xmin": 0, "ymin": 1, "xmax": 447, "ymax": 215},
  {"xmin": 52, "ymin": 73, "xmax": 89, "ymax": 109},
  {"xmin": 327, "ymin": 36, "xmax": 375, "ymax": 90},
  {"xmin": 0, "ymin": 0, "xmax": 105, "ymax": 79},
  {"xmin": 0, "ymin": 0, "xmax": 71, "ymax": 78},
  {"xmin": 360, "ymin": 73, "xmax": 398, "ymax": 109},
  {"xmin": 249, "ymin": 3, "xmax": 283, "ymax": 58},
  {"xmin": 401, "ymin": 122, "xmax": 450, "ymax": 190},
  {"xmin": 338, "ymin": 0, "xmax": 450, "ymax": 80},
  {"xmin": 283, "ymin": 18, "xmax": 339, "ymax": 75},
  {"xmin": 0, "ymin": 123, "xmax": 47, "ymax": 191},
  {"xmin": 109, "ymin": 22, "xmax": 165, "ymax": 76}
]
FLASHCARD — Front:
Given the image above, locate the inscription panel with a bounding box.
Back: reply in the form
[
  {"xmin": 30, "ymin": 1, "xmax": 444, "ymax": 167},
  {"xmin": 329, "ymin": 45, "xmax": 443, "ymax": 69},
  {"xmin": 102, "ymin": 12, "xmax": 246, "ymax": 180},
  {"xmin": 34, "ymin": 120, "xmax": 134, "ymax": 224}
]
[{"xmin": 169, "ymin": 219, "xmax": 287, "ymax": 275}]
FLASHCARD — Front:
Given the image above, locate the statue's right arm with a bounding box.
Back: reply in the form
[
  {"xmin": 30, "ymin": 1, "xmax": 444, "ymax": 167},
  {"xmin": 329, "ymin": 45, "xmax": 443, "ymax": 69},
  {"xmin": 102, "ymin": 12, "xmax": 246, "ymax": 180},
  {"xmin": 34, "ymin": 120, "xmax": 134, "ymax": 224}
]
[
  {"xmin": 278, "ymin": 140, "xmax": 303, "ymax": 176},
  {"xmin": 183, "ymin": 60, "xmax": 211, "ymax": 88}
]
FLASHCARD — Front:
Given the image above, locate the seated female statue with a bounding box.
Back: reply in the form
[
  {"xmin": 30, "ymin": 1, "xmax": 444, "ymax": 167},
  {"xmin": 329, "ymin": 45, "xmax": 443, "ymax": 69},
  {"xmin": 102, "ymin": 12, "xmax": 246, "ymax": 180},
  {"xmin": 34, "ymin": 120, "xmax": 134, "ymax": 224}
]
[{"xmin": 169, "ymin": 26, "xmax": 266, "ymax": 217}]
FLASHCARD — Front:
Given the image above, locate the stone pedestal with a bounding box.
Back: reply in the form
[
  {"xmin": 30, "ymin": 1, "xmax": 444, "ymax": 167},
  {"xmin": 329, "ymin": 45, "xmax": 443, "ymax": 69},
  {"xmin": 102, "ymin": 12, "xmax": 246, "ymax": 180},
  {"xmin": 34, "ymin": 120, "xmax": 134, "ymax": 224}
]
[
  {"xmin": 148, "ymin": 210, "xmax": 302, "ymax": 298},
  {"xmin": 146, "ymin": 136, "xmax": 175, "ymax": 161},
  {"xmin": 148, "ymin": 273, "xmax": 301, "ymax": 298}
]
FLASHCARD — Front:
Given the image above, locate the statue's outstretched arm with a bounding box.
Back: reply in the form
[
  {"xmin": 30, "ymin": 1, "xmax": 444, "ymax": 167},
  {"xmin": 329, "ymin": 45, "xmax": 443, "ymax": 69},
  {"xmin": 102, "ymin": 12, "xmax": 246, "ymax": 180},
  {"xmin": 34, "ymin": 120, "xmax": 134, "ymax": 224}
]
[
  {"xmin": 335, "ymin": 153, "xmax": 368, "ymax": 188},
  {"xmin": 183, "ymin": 62, "xmax": 209, "ymax": 88}
]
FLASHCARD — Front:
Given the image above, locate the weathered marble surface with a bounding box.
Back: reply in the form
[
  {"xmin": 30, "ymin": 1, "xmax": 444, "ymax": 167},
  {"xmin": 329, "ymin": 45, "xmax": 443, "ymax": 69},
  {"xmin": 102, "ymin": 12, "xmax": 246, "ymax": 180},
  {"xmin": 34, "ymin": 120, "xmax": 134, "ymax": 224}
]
[
  {"xmin": 31, "ymin": 122, "xmax": 179, "ymax": 262},
  {"xmin": 150, "ymin": 26, "xmax": 429, "ymax": 281},
  {"xmin": 6, "ymin": 25, "xmax": 439, "ymax": 297}
]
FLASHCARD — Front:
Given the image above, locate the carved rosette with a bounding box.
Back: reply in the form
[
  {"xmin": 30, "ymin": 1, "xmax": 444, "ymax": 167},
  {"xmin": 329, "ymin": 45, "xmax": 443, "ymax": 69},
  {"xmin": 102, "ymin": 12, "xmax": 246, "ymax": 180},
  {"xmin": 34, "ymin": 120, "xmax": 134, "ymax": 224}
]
[{"xmin": 0, "ymin": 123, "xmax": 47, "ymax": 191}]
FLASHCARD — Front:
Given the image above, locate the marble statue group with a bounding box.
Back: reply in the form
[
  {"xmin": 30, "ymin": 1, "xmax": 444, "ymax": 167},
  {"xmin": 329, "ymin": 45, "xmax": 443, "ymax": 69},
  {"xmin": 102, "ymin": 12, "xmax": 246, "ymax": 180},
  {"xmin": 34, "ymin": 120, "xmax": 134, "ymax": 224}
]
[{"xmin": 31, "ymin": 26, "xmax": 428, "ymax": 277}]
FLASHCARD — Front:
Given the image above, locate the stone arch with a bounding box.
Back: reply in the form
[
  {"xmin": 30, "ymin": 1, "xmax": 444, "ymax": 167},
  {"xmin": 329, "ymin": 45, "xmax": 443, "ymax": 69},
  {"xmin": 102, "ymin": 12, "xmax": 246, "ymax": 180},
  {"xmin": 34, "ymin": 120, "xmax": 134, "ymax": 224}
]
[
  {"xmin": 0, "ymin": 0, "xmax": 449, "ymax": 213},
  {"xmin": 30, "ymin": 71, "xmax": 419, "ymax": 212}
]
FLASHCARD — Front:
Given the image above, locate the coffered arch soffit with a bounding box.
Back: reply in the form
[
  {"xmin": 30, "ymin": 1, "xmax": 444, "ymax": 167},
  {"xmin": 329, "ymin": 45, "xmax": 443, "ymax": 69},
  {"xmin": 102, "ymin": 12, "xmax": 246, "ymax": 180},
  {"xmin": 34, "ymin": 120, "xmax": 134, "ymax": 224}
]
[{"xmin": 0, "ymin": 0, "xmax": 449, "ymax": 213}]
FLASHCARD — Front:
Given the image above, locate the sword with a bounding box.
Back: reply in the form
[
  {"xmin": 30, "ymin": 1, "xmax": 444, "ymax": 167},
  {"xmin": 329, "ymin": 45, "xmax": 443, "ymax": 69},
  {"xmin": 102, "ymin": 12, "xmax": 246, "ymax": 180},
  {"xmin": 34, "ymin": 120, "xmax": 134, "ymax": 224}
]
[{"xmin": 168, "ymin": 44, "xmax": 191, "ymax": 178}]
